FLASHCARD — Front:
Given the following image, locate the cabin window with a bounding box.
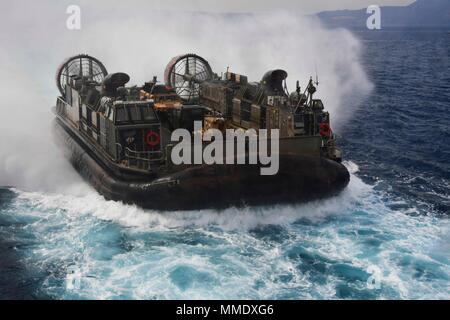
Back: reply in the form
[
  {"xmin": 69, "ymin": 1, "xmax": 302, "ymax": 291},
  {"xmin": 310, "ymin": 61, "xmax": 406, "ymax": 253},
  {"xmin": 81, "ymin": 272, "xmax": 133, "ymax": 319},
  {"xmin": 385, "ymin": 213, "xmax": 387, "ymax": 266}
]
[
  {"xmin": 116, "ymin": 107, "xmax": 128, "ymax": 123},
  {"xmin": 243, "ymin": 89, "xmax": 253, "ymax": 101},
  {"xmin": 129, "ymin": 105, "xmax": 141, "ymax": 122},
  {"xmin": 114, "ymin": 104, "xmax": 157, "ymax": 124},
  {"xmin": 241, "ymin": 101, "xmax": 251, "ymax": 122},
  {"xmin": 142, "ymin": 107, "xmax": 157, "ymax": 122}
]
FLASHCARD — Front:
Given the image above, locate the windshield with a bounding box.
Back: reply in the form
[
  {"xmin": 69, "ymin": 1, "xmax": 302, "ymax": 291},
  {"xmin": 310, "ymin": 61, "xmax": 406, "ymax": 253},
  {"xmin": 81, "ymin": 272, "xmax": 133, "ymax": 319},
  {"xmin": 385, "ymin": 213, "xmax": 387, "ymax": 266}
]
[
  {"xmin": 114, "ymin": 104, "xmax": 157, "ymax": 124},
  {"xmin": 142, "ymin": 106, "xmax": 157, "ymax": 121},
  {"xmin": 116, "ymin": 107, "xmax": 127, "ymax": 123}
]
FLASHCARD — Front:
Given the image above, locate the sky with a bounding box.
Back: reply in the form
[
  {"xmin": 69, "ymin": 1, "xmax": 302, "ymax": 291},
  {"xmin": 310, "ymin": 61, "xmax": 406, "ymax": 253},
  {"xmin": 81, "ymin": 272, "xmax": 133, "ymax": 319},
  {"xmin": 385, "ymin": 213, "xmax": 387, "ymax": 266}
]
[
  {"xmin": 100, "ymin": 0, "xmax": 416, "ymax": 14},
  {"xmin": 0, "ymin": 0, "xmax": 418, "ymax": 21}
]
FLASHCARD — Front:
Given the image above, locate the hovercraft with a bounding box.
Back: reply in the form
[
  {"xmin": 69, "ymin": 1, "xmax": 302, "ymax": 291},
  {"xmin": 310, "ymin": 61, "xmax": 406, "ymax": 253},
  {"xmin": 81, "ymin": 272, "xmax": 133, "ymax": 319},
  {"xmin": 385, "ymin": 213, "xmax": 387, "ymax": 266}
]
[{"xmin": 52, "ymin": 54, "xmax": 349, "ymax": 210}]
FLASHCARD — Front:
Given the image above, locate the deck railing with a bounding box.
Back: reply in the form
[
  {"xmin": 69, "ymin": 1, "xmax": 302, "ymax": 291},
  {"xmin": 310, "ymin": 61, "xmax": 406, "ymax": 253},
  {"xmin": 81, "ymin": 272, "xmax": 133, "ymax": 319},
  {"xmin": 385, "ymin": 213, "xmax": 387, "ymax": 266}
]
[{"xmin": 123, "ymin": 147, "xmax": 163, "ymax": 171}]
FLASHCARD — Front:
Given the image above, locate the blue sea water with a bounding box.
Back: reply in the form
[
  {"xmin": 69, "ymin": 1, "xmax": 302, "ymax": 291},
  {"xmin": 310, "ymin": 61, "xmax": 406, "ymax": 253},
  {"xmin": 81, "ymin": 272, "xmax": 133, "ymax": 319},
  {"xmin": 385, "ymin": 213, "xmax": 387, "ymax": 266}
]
[{"xmin": 0, "ymin": 28, "xmax": 449, "ymax": 300}]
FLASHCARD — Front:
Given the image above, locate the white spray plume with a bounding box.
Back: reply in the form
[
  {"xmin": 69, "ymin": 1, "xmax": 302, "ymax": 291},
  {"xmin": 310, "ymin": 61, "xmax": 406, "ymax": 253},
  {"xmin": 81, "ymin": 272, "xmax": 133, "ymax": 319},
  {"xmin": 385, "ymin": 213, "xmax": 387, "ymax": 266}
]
[{"xmin": 0, "ymin": 1, "xmax": 372, "ymax": 193}]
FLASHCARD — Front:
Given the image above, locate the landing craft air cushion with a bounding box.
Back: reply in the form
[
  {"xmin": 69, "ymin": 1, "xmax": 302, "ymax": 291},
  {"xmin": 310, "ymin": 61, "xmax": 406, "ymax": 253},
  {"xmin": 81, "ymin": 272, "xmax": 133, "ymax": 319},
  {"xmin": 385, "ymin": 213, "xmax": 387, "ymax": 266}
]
[{"xmin": 52, "ymin": 54, "xmax": 350, "ymax": 210}]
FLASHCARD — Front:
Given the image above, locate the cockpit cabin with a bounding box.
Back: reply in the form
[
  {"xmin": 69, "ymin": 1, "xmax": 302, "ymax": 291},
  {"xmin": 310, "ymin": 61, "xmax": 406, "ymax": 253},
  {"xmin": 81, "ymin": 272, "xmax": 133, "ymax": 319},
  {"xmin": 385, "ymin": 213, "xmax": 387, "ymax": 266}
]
[{"xmin": 56, "ymin": 74, "xmax": 164, "ymax": 171}]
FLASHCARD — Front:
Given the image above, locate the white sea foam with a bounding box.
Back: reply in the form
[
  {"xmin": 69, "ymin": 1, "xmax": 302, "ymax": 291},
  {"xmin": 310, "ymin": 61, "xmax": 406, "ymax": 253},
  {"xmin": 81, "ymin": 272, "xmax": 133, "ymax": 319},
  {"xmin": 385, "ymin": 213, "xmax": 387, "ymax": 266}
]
[
  {"xmin": 15, "ymin": 168, "xmax": 368, "ymax": 231},
  {"xmin": 6, "ymin": 170, "xmax": 450, "ymax": 300}
]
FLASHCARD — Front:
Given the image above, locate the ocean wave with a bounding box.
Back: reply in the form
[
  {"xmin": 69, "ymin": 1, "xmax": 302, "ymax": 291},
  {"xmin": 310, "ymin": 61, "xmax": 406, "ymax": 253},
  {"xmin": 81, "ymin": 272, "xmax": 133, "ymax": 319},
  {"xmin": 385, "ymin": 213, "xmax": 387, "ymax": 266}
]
[
  {"xmin": 14, "ymin": 165, "xmax": 368, "ymax": 231},
  {"xmin": 2, "ymin": 163, "xmax": 448, "ymax": 299}
]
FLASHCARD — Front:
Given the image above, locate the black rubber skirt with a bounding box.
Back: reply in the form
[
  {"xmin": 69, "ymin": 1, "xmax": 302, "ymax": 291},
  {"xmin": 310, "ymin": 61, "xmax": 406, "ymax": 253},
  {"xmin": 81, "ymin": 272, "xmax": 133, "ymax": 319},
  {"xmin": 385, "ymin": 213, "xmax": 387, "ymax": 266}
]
[{"xmin": 54, "ymin": 120, "xmax": 350, "ymax": 211}]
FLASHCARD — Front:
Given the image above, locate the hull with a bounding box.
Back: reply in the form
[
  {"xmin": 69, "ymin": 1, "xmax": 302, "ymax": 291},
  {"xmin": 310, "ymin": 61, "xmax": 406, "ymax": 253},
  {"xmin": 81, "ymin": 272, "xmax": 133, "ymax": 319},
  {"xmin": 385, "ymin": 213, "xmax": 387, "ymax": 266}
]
[{"xmin": 53, "ymin": 119, "xmax": 350, "ymax": 211}]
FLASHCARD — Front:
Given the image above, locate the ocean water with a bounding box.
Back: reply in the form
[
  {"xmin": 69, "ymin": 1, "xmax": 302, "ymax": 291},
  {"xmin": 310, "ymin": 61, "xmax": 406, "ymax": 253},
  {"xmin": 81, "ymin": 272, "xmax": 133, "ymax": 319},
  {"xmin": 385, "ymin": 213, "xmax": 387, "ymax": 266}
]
[{"xmin": 0, "ymin": 28, "xmax": 449, "ymax": 300}]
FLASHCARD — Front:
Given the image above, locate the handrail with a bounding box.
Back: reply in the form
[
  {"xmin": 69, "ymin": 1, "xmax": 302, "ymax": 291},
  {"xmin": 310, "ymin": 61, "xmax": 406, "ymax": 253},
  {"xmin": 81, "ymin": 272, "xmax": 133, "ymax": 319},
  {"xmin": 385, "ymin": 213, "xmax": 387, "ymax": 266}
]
[
  {"xmin": 122, "ymin": 147, "xmax": 164, "ymax": 171},
  {"xmin": 57, "ymin": 96, "xmax": 70, "ymax": 107},
  {"xmin": 124, "ymin": 148, "xmax": 162, "ymax": 161},
  {"xmin": 115, "ymin": 143, "xmax": 123, "ymax": 162}
]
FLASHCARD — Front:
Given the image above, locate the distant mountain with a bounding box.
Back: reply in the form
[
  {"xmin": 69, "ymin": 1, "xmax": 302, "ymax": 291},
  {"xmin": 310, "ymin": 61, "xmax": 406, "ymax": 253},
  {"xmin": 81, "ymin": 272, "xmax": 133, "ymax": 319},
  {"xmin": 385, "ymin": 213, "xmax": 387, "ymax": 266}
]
[{"xmin": 317, "ymin": 0, "xmax": 450, "ymax": 28}]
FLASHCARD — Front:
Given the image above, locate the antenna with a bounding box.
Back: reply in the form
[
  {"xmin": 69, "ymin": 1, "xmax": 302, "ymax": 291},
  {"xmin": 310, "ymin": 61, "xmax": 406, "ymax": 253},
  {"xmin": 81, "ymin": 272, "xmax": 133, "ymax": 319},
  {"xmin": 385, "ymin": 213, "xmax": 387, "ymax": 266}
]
[
  {"xmin": 283, "ymin": 78, "xmax": 290, "ymax": 96},
  {"xmin": 314, "ymin": 63, "xmax": 319, "ymax": 86}
]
